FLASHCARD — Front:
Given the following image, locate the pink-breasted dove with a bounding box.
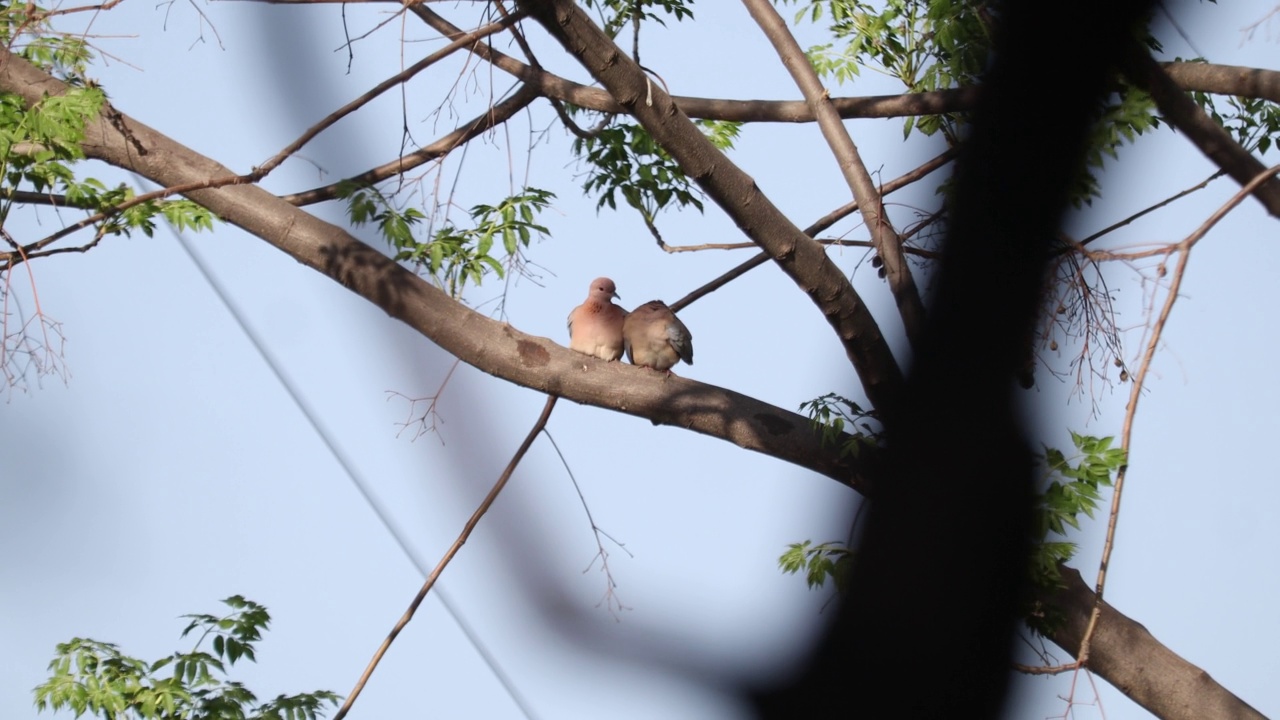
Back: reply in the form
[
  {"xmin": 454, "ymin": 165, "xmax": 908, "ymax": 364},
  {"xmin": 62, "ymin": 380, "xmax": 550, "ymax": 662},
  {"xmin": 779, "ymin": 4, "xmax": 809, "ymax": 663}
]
[
  {"xmin": 623, "ymin": 300, "xmax": 693, "ymax": 372},
  {"xmin": 567, "ymin": 277, "xmax": 627, "ymax": 361}
]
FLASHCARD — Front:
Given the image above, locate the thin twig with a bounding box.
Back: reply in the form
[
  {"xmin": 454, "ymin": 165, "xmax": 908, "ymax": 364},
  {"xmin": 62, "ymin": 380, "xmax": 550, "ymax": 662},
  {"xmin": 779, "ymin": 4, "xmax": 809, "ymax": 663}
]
[
  {"xmin": 282, "ymin": 83, "xmax": 539, "ymax": 206},
  {"xmin": 670, "ymin": 148, "xmax": 955, "ymax": 312},
  {"xmin": 331, "ymin": 395, "xmax": 558, "ymax": 720},
  {"xmin": 0, "ymin": 174, "xmax": 244, "ymax": 268},
  {"xmin": 540, "ymin": 428, "xmax": 633, "ymax": 618},
  {"xmin": 255, "ymin": 13, "xmax": 524, "ymax": 180},
  {"xmin": 1076, "ymin": 164, "xmax": 1280, "ymax": 666},
  {"xmin": 664, "ymin": 237, "xmax": 941, "ymax": 258},
  {"xmin": 1075, "ymin": 170, "xmax": 1225, "ymax": 249}
]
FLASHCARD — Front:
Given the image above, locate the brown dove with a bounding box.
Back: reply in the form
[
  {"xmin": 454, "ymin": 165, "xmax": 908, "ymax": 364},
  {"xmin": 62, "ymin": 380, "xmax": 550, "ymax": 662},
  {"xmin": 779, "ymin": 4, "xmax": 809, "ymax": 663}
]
[
  {"xmin": 623, "ymin": 300, "xmax": 693, "ymax": 372},
  {"xmin": 567, "ymin": 277, "xmax": 627, "ymax": 361}
]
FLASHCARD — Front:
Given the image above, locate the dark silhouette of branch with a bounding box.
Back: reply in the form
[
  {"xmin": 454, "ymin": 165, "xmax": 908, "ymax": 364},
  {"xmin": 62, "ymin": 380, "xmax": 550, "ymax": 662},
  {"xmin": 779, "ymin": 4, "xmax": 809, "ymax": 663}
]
[{"xmin": 752, "ymin": 0, "xmax": 1157, "ymax": 716}]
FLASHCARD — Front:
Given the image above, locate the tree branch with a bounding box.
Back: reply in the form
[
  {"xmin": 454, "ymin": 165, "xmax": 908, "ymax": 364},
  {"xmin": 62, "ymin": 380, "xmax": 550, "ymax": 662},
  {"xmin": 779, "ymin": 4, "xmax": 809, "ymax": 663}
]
[
  {"xmin": 1123, "ymin": 47, "xmax": 1280, "ymax": 217},
  {"xmin": 1039, "ymin": 566, "xmax": 1267, "ymax": 720},
  {"xmin": 518, "ymin": 0, "xmax": 905, "ymax": 412},
  {"xmin": 741, "ymin": 0, "xmax": 925, "ymax": 347},
  {"xmin": 280, "ymin": 83, "xmax": 541, "ymax": 207},
  {"xmin": 394, "ymin": 14, "xmax": 1280, "ymax": 128},
  {"xmin": 0, "ymin": 46, "xmax": 870, "ymax": 489}
]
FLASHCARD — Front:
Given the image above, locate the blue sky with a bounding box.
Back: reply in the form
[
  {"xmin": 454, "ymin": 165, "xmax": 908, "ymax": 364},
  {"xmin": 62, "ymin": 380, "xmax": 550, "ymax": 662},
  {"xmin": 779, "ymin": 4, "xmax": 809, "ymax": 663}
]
[{"xmin": 3, "ymin": 2, "xmax": 1278, "ymax": 719}]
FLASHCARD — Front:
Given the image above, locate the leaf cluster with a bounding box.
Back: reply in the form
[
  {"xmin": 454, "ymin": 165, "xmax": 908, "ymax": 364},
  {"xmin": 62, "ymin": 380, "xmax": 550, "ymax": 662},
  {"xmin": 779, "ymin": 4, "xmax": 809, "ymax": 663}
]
[
  {"xmin": 581, "ymin": 0, "xmax": 695, "ymax": 38},
  {"xmin": 778, "ymin": 539, "xmax": 854, "ymax": 595},
  {"xmin": 341, "ymin": 182, "xmax": 554, "ymax": 298},
  {"xmin": 784, "ymin": 0, "xmax": 991, "ymax": 139},
  {"xmin": 0, "ymin": 3, "xmax": 95, "ymax": 81},
  {"xmin": 1026, "ymin": 433, "xmax": 1125, "ymax": 633},
  {"xmin": 573, "ymin": 121, "xmax": 706, "ymax": 219},
  {"xmin": 1190, "ymin": 78, "xmax": 1280, "ymax": 155},
  {"xmin": 33, "ymin": 596, "xmax": 340, "ymax": 720},
  {"xmin": 798, "ymin": 392, "xmax": 880, "ymax": 459},
  {"xmin": 0, "ymin": 5, "xmax": 217, "ymax": 258}
]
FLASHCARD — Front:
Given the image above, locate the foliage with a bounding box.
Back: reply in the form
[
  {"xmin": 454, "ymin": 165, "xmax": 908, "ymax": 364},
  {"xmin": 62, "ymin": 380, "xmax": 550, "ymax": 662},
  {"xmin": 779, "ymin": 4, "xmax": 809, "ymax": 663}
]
[
  {"xmin": 573, "ymin": 121, "xmax": 705, "ymax": 220},
  {"xmin": 581, "ymin": 0, "xmax": 695, "ymax": 38},
  {"xmin": 783, "ymin": 0, "xmax": 991, "ymax": 140},
  {"xmin": 779, "ymin": 539, "xmax": 853, "ymax": 595},
  {"xmin": 781, "ymin": 0, "xmax": 1169, "ymax": 203},
  {"xmin": 1031, "ymin": 433, "xmax": 1126, "ymax": 587},
  {"xmin": 798, "ymin": 392, "xmax": 880, "ymax": 459},
  {"xmin": 777, "ymin": 431, "xmax": 1125, "ymax": 633},
  {"xmin": 33, "ymin": 596, "xmax": 340, "ymax": 720},
  {"xmin": 340, "ymin": 182, "xmax": 555, "ymax": 298},
  {"xmin": 1189, "ymin": 72, "xmax": 1280, "ymax": 155},
  {"xmin": 0, "ymin": 3, "xmax": 216, "ymax": 247}
]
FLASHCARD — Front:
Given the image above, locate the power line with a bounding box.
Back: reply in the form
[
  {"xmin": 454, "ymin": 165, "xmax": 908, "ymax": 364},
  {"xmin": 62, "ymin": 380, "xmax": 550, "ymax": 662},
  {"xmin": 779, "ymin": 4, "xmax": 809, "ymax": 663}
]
[{"xmin": 173, "ymin": 230, "xmax": 540, "ymax": 720}]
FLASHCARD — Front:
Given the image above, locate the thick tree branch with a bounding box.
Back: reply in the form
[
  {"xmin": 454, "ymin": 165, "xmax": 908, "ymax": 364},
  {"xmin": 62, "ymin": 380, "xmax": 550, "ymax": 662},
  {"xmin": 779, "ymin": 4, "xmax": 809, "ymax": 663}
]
[
  {"xmin": 0, "ymin": 47, "xmax": 868, "ymax": 489},
  {"xmin": 1040, "ymin": 567, "xmax": 1267, "ymax": 720},
  {"xmin": 1124, "ymin": 48, "xmax": 1280, "ymax": 217},
  {"xmin": 518, "ymin": 0, "xmax": 905, "ymax": 412},
  {"xmin": 741, "ymin": 0, "xmax": 925, "ymax": 347},
  {"xmin": 1161, "ymin": 61, "xmax": 1280, "ymax": 104}
]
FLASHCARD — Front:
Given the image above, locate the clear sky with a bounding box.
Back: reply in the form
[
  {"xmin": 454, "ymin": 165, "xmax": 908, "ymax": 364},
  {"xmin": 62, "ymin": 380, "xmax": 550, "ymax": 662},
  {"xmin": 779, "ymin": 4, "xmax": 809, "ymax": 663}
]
[{"xmin": 3, "ymin": 2, "xmax": 1278, "ymax": 719}]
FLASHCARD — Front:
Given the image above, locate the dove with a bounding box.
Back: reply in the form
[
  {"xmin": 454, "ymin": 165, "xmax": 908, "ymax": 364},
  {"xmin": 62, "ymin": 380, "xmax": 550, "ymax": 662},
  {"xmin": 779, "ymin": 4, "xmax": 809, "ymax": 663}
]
[
  {"xmin": 623, "ymin": 300, "xmax": 693, "ymax": 373},
  {"xmin": 567, "ymin": 277, "xmax": 627, "ymax": 361}
]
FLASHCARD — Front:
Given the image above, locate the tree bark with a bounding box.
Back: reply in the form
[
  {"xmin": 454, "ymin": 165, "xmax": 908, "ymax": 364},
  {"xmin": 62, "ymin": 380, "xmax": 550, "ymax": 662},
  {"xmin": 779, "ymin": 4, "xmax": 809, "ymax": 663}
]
[{"xmin": 1042, "ymin": 567, "xmax": 1267, "ymax": 720}]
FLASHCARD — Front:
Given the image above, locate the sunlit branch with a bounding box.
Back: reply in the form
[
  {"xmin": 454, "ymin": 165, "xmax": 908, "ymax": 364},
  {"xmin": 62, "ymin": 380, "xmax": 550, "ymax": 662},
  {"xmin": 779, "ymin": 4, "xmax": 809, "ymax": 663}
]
[{"xmin": 742, "ymin": 0, "xmax": 925, "ymax": 347}]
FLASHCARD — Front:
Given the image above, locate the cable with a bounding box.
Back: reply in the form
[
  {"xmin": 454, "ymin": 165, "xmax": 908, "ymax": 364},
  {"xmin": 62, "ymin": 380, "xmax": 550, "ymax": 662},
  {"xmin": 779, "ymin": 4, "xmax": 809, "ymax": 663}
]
[{"xmin": 173, "ymin": 230, "xmax": 541, "ymax": 720}]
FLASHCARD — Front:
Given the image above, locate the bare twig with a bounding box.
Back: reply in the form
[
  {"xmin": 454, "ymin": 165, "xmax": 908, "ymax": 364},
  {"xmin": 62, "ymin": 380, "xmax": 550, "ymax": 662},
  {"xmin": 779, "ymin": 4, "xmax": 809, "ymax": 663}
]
[
  {"xmin": 670, "ymin": 148, "xmax": 955, "ymax": 312},
  {"xmin": 1076, "ymin": 170, "xmax": 1226, "ymax": 248},
  {"xmin": 541, "ymin": 428, "xmax": 633, "ymax": 618},
  {"xmin": 388, "ymin": 357, "xmax": 462, "ymax": 443},
  {"xmin": 1076, "ymin": 164, "xmax": 1280, "ymax": 666},
  {"xmin": 254, "ymin": 12, "xmax": 525, "ymax": 180},
  {"xmin": 331, "ymin": 395, "xmax": 558, "ymax": 720},
  {"xmin": 282, "ymin": 83, "xmax": 540, "ymax": 206}
]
